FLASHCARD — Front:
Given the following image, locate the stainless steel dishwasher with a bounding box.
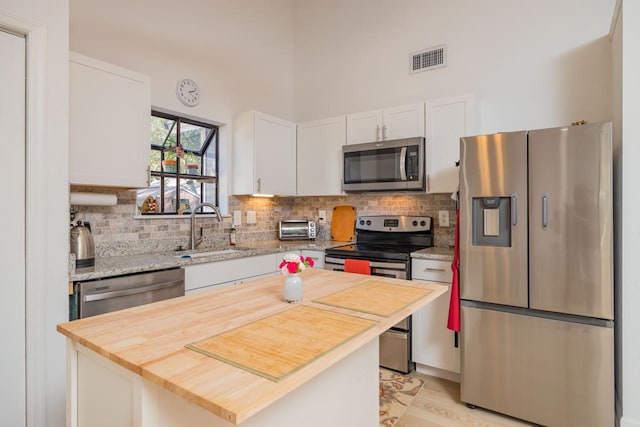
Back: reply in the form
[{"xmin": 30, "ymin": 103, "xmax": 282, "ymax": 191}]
[{"xmin": 73, "ymin": 268, "xmax": 185, "ymax": 319}]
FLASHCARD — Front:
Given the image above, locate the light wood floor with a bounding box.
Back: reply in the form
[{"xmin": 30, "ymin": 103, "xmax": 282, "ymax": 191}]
[{"xmin": 395, "ymin": 372, "xmax": 538, "ymax": 427}]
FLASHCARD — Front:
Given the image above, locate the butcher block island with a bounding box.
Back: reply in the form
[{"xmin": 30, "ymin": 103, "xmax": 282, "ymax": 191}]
[{"xmin": 57, "ymin": 269, "xmax": 447, "ymax": 427}]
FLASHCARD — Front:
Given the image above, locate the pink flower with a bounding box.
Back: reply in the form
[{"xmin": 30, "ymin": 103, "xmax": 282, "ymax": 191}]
[{"xmin": 279, "ymin": 253, "xmax": 314, "ymax": 276}]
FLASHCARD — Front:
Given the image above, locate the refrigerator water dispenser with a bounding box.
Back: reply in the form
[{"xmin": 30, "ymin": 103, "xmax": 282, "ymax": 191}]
[{"xmin": 472, "ymin": 197, "xmax": 511, "ymax": 247}]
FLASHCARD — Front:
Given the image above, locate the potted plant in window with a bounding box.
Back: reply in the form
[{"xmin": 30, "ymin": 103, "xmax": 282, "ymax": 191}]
[
  {"xmin": 184, "ymin": 152, "xmax": 199, "ymax": 175},
  {"xmin": 162, "ymin": 150, "xmax": 177, "ymax": 173}
]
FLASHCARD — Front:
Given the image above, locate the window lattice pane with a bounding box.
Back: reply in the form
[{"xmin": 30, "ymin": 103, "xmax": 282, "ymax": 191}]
[{"xmin": 150, "ymin": 116, "xmax": 176, "ymax": 148}]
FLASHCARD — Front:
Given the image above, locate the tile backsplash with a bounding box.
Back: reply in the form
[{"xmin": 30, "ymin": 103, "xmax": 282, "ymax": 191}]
[{"xmin": 72, "ymin": 190, "xmax": 457, "ymax": 257}]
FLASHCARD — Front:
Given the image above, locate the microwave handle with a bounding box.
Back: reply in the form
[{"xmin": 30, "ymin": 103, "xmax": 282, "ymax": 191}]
[{"xmin": 399, "ymin": 147, "xmax": 407, "ymax": 181}]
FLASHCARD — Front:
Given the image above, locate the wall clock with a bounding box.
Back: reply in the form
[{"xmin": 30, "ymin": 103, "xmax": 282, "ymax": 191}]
[{"xmin": 176, "ymin": 78, "xmax": 200, "ymax": 107}]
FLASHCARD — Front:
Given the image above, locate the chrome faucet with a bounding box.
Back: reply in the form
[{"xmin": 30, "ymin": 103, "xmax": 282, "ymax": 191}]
[{"xmin": 190, "ymin": 202, "xmax": 223, "ymax": 250}]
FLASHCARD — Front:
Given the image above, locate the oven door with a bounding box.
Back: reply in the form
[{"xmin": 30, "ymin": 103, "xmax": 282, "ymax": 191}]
[
  {"xmin": 324, "ymin": 256, "xmax": 408, "ymax": 280},
  {"xmin": 324, "ymin": 254, "xmax": 414, "ymax": 373},
  {"xmin": 342, "ymin": 138, "xmax": 425, "ymax": 192}
]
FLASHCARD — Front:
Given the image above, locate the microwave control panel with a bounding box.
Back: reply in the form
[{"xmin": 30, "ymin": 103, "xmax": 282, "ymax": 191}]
[{"xmin": 407, "ymin": 147, "xmax": 419, "ymax": 180}]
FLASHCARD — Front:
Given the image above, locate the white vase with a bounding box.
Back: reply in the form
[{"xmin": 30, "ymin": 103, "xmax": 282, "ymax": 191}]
[{"xmin": 283, "ymin": 274, "xmax": 303, "ymax": 303}]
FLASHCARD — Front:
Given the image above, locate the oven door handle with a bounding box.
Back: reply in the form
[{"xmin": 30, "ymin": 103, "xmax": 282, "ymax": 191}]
[
  {"xmin": 370, "ymin": 267, "xmax": 408, "ymax": 279},
  {"xmin": 325, "ymin": 257, "xmax": 407, "ymax": 270},
  {"xmin": 370, "ymin": 261, "xmax": 407, "ymax": 270},
  {"xmin": 83, "ymin": 280, "xmax": 184, "ymax": 303},
  {"xmin": 399, "ymin": 147, "xmax": 407, "ymax": 181}
]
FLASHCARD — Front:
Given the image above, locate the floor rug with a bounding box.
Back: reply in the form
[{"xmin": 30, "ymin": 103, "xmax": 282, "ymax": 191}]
[{"xmin": 379, "ymin": 368, "xmax": 425, "ymax": 427}]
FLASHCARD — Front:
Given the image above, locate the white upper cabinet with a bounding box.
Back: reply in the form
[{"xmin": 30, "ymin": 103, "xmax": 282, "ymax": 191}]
[
  {"xmin": 297, "ymin": 116, "xmax": 346, "ymax": 196},
  {"xmin": 425, "ymin": 94, "xmax": 475, "ymax": 193},
  {"xmin": 233, "ymin": 111, "xmax": 296, "ymax": 196},
  {"xmin": 382, "ymin": 103, "xmax": 426, "ymax": 140},
  {"xmin": 346, "ymin": 110, "xmax": 382, "ymax": 145},
  {"xmin": 69, "ymin": 52, "xmax": 150, "ymax": 188},
  {"xmin": 346, "ymin": 102, "xmax": 425, "ymax": 145}
]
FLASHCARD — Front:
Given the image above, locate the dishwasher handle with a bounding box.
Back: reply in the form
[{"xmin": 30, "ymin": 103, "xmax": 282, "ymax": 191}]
[{"xmin": 83, "ymin": 279, "xmax": 184, "ymax": 302}]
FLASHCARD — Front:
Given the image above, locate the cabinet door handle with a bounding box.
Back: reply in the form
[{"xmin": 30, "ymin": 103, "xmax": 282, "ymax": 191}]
[
  {"xmin": 542, "ymin": 192, "xmax": 549, "ymax": 228},
  {"xmin": 376, "ymin": 125, "xmax": 380, "ymax": 141},
  {"xmin": 382, "ymin": 124, "xmax": 387, "ymax": 140},
  {"xmin": 257, "ymin": 177, "xmax": 261, "ymax": 193},
  {"xmin": 424, "ymin": 267, "xmax": 446, "ymax": 272},
  {"xmin": 426, "ymin": 174, "xmax": 430, "ymax": 192}
]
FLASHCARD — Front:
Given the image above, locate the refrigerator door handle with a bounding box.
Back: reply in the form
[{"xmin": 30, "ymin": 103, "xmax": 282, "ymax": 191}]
[
  {"xmin": 542, "ymin": 193, "xmax": 549, "ymax": 228},
  {"xmin": 511, "ymin": 193, "xmax": 518, "ymax": 226}
]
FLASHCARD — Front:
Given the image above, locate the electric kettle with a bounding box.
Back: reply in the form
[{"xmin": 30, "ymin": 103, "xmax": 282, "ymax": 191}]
[{"xmin": 70, "ymin": 221, "xmax": 95, "ymax": 268}]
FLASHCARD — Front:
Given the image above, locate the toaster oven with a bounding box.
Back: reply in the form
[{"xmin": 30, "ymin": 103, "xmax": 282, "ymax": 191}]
[{"xmin": 279, "ymin": 220, "xmax": 317, "ymax": 240}]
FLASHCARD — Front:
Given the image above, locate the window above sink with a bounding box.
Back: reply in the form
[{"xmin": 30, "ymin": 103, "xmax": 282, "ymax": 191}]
[{"xmin": 138, "ymin": 111, "xmax": 219, "ymax": 215}]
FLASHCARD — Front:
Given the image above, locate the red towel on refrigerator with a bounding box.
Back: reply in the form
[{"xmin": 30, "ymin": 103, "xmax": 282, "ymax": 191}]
[
  {"xmin": 447, "ymin": 209, "xmax": 461, "ymax": 332},
  {"xmin": 344, "ymin": 259, "xmax": 371, "ymax": 275}
]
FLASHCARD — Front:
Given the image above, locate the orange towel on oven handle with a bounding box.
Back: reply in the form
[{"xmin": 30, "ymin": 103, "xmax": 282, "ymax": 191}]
[{"xmin": 344, "ymin": 259, "xmax": 371, "ymax": 275}]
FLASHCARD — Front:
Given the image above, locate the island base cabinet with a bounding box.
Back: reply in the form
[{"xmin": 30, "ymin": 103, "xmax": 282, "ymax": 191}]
[
  {"xmin": 75, "ymin": 344, "xmax": 135, "ymax": 427},
  {"xmin": 67, "ymin": 338, "xmax": 379, "ymax": 427}
]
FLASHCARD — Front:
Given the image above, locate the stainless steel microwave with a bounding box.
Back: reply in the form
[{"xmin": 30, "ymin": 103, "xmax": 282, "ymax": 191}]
[{"xmin": 342, "ymin": 137, "xmax": 425, "ymax": 192}]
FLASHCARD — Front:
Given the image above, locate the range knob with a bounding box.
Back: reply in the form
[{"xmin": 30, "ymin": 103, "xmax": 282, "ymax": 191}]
[
  {"xmin": 359, "ymin": 220, "xmax": 365, "ymax": 225},
  {"xmin": 366, "ymin": 220, "xmax": 372, "ymax": 226},
  {"xmin": 420, "ymin": 220, "xmax": 426, "ymax": 226},
  {"xmin": 412, "ymin": 220, "xmax": 418, "ymax": 226}
]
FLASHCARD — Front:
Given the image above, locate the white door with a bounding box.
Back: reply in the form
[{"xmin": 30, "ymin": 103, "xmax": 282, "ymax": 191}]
[{"xmin": 0, "ymin": 29, "xmax": 26, "ymax": 426}]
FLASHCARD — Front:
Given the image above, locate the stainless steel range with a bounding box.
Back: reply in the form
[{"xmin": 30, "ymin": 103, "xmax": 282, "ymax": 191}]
[{"xmin": 325, "ymin": 215, "xmax": 433, "ymax": 373}]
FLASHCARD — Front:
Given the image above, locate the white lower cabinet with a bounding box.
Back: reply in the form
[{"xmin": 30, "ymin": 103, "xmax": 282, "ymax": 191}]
[
  {"xmin": 411, "ymin": 258, "xmax": 459, "ymax": 378},
  {"xmin": 301, "ymin": 250, "xmax": 325, "ymax": 269},
  {"xmin": 185, "ymin": 254, "xmax": 279, "ymax": 294}
]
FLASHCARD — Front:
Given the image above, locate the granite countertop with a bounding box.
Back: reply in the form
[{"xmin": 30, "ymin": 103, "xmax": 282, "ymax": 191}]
[
  {"xmin": 411, "ymin": 246, "xmax": 454, "ymax": 262},
  {"xmin": 70, "ymin": 240, "xmax": 348, "ymax": 281},
  {"xmin": 71, "ymin": 239, "xmax": 454, "ymax": 281}
]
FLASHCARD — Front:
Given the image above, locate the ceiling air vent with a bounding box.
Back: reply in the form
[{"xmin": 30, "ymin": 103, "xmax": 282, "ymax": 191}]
[{"xmin": 410, "ymin": 45, "xmax": 447, "ymax": 74}]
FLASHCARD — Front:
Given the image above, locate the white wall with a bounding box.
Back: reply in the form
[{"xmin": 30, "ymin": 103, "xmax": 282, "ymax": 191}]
[
  {"xmin": 614, "ymin": 2, "xmax": 640, "ymax": 425},
  {"xmin": 70, "ymin": 0, "xmax": 294, "ymax": 122},
  {"xmin": 292, "ymin": 0, "xmax": 615, "ymax": 133},
  {"xmin": 0, "ymin": 1, "xmax": 69, "ymax": 426}
]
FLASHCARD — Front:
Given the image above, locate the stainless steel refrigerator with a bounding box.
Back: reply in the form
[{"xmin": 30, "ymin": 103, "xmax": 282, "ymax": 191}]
[{"xmin": 459, "ymin": 122, "xmax": 614, "ymax": 427}]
